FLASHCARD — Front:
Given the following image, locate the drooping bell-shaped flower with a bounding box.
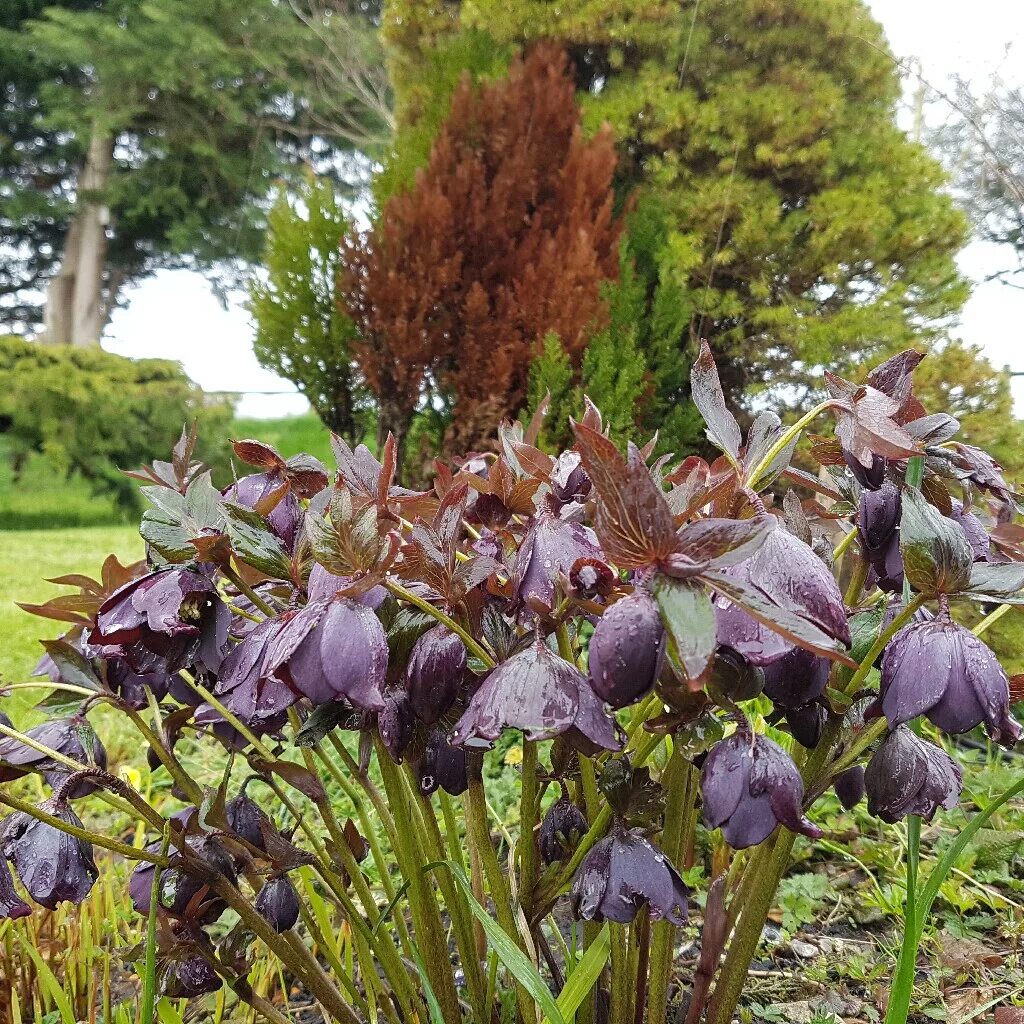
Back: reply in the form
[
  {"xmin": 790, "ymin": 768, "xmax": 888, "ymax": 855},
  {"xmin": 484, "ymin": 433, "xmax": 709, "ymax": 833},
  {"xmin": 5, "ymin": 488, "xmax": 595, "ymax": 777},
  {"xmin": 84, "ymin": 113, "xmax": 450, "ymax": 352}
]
[
  {"xmin": 713, "ymin": 523, "xmax": 850, "ymax": 665},
  {"xmin": 265, "ymin": 597, "xmax": 387, "ymax": 711},
  {"xmin": 225, "ymin": 794, "xmax": 275, "ymax": 853},
  {"xmin": 701, "ymin": 729, "xmax": 821, "ymax": 849},
  {"xmin": 211, "ymin": 617, "xmax": 297, "ymax": 733},
  {"xmin": 879, "ymin": 618, "xmax": 1021, "ymax": 745},
  {"xmin": 587, "ymin": 588, "xmax": 665, "ymax": 709},
  {"xmin": 0, "ymin": 855, "xmax": 30, "ymax": 920},
  {"xmin": 857, "ymin": 481, "xmax": 904, "ymax": 593},
  {"xmin": 761, "ymin": 647, "xmax": 830, "ymax": 710},
  {"xmin": 90, "ymin": 567, "xmax": 230, "ymax": 675},
  {"xmin": 0, "ymin": 716, "xmax": 107, "ymax": 798},
  {"xmin": 129, "ymin": 835, "xmax": 235, "ymax": 923},
  {"xmin": 1, "ymin": 801, "xmax": 98, "ymax": 909},
  {"xmin": 255, "ymin": 875, "xmax": 300, "ymax": 933},
  {"xmin": 864, "ymin": 726, "xmax": 962, "ymax": 823},
  {"xmin": 416, "ymin": 728, "xmax": 468, "ymax": 796},
  {"xmin": 105, "ymin": 649, "xmax": 175, "ymax": 709},
  {"xmin": 451, "ymin": 640, "xmax": 619, "ymax": 754},
  {"xmin": 834, "ymin": 765, "xmax": 866, "ymax": 810},
  {"xmin": 162, "ymin": 954, "xmax": 222, "ymax": 998},
  {"xmin": 706, "ymin": 646, "xmax": 765, "ymax": 703},
  {"xmin": 844, "ymin": 451, "xmax": 886, "ymax": 491},
  {"xmin": 782, "ymin": 701, "xmax": 827, "ymax": 749},
  {"xmin": 513, "ymin": 512, "xmax": 603, "ymax": 615},
  {"xmin": 571, "ymin": 826, "xmax": 688, "ymax": 925},
  {"xmin": 378, "ymin": 688, "xmax": 415, "ymax": 762},
  {"xmin": 539, "ymin": 797, "xmax": 588, "ymax": 865},
  {"xmin": 406, "ymin": 625, "xmax": 466, "ymax": 725},
  {"xmin": 224, "ymin": 471, "xmax": 301, "ymax": 549}
]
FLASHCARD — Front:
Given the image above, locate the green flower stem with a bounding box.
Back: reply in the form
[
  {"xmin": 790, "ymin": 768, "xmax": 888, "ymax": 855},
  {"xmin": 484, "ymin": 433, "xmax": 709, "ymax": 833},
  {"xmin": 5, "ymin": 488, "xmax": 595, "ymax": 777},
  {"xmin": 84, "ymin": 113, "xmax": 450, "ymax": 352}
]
[
  {"xmin": 609, "ymin": 922, "xmax": 630, "ymax": 1022},
  {"xmin": 746, "ymin": 400, "xmax": 836, "ymax": 489},
  {"xmin": 974, "ymin": 602, "xmax": 1011, "ymax": 636},
  {"xmin": 0, "ymin": 789, "xmax": 170, "ymax": 866},
  {"xmin": 833, "ymin": 525, "xmax": 859, "ymax": 563},
  {"xmin": 520, "ymin": 738, "xmax": 541, "ymax": 915},
  {"xmin": 295, "ymin": 900, "xmax": 371, "ymax": 1018},
  {"xmin": 0, "ymin": 681, "xmax": 96, "ymax": 697},
  {"xmin": 843, "ymin": 554, "xmax": 869, "ymax": 606},
  {"xmin": 129, "ymin": 694, "xmax": 204, "ymax": 806},
  {"xmin": 178, "ymin": 670, "xmax": 276, "ymax": 760},
  {"xmin": 464, "ymin": 771, "xmax": 534, "ymax": 1023},
  {"xmin": 223, "ymin": 562, "xmax": 277, "ymax": 618},
  {"xmin": 839, "ymin": 593, "xmax": 926, "ymax": 697},
  {"xmin": 647, "ymin": 748, "xmax": 691, "ymax": 1024},
  {"xmin": 384, "ymin": 579, "xmax": 496, "ymax": 667},
  {"xmin": 377, "ymin": 745, "xmax": 462, "ymax": 1024}
]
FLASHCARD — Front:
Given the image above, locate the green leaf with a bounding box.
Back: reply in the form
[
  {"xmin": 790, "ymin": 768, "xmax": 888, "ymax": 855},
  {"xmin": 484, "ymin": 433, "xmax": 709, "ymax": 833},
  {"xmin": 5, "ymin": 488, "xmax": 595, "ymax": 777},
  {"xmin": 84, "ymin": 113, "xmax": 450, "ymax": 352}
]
[
  {"xmin": 653, "ymin": 575, "xmax": 716, "ymax": 683},
  {"xmin": 426, "ymin": 860, "xmax": 566, "ymax": 1024},
  {"xmin": 556, "ymin": 923, "xmax": 610, "ymax": 1021},
  {"xmin": 899, "ymin": 487, "xmax": 973, "ymax": 597},
  {"xmin": 222, "ymin": 501, "xmax": 291, "ymax": 578},
  {"xmin": 294, "ymin": 701, "xmax": 363, "ymax": 747},
  {"xmin": 39, "ymin": 639, "xmax": 101, "ymax": 691}
]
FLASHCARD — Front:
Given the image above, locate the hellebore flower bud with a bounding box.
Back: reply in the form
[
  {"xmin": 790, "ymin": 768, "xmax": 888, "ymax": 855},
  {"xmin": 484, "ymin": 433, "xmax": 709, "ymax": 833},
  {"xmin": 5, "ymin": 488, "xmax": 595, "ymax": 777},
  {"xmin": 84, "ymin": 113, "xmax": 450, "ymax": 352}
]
[
  {"xmin": 864, "ymin": 726, "xmax": 962, "ymax": 823},
  {"xmin": 588, "ymin": 589, "xmax": 665, "ymax": 709},
  {"xmin": 378, "ymin": 688, "xmax": 415, "ymax": 762},
  {"xmin": 844, "ymin": 451, "xmax": 886, "ymax": 490},
  {"xmin": 255, "ymin": 875, "xmax": 300, "ymax": 933},
  {"xmin": 701, "ymin": 730, "xmax": 821, "ymax": 849},
  {"xmin": 513, "ymin": 514, "xmax": 602, "ymax": 615},
  {"xmin": 163, "ymin": 955, "xmax": 222, "ymax": 998},
  {"xmin": 714, "ymin": 525, "xmax": 851, "ymax": 665},
  {"xmin": 416, "ymin": 728, "xmax": 468, "ymax": 796},
  {"xmin": 224, "ymin": 471, "xmax": 301, "ymax": 549},
  {"xmin": 0, "ymin": 855, "xmax": 31, "ymax": 920},
  {"xmin": 571, "ymin": 826, "xmax": 688, "ymax": 925},
  {"xmin": 266, "ymin": 597, "xmax": 387, "ymax": 711},
  {"xmin": 226, "ymin": 794, "xmax": 274, "ymax": 853},
  {"xmin": 451, "ymin": 640, "xmax": 619, "ymax": 754},
  {"xmin": 707, "ymin": 646, "xmax": 765, "ymax": 704},
  {"xmin": 761, "ymin": 647, "xmax": 830, "ymax": 710},
  {"xmin": 0, "ymin": 716, "xmax": 107, "ymax": 798},
  {"xmin": 1, "ymin": 801, "xmax": 98, "ymax": 909},
  {"xmin": 880, "ymin": 619, "xmax": 1022, "ymax": 745},
  {"xmin": 91, "ymin": 567, "xmax": 230, "ymax": 675},
  {"xmin": 550, "ymin": 450, "xmax": 591, "ymax": 505},
  {"xmin": 857, "ymin": 481, "xmax": 903, "ymax": 593},
  {"xmin": 782, "ymin": 701, "xmax": 827, "ymax": 749},
  {"xmin": 539, "ymin": 797, "xmax": 588, "ymax": 865},
  {"xmin": 834, "ymin": 765, "xmax": 866, "ymax": 810},
  {"xmin": 406, "ymin": 625, "xmax": 466, "ymax": 725}
]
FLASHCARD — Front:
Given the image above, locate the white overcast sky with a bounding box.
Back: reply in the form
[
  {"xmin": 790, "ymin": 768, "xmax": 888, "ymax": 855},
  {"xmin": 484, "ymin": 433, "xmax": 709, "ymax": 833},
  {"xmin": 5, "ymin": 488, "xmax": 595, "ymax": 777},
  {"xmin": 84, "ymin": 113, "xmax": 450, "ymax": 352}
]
[{"xmin": 104, "ymin": 0, "xmax": 1024, "ymax": 418}]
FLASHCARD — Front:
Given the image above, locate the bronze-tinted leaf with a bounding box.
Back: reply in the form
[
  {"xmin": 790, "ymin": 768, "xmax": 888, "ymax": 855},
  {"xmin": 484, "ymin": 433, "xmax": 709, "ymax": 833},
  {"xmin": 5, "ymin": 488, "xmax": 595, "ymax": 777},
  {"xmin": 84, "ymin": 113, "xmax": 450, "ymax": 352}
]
[
  {"xmin": 231, "ymin": 439, "xmax": 286, "ymax": 470},
  {"xmin": 691, "ymin": 340, "xmax": 742, "ymax": 462}
]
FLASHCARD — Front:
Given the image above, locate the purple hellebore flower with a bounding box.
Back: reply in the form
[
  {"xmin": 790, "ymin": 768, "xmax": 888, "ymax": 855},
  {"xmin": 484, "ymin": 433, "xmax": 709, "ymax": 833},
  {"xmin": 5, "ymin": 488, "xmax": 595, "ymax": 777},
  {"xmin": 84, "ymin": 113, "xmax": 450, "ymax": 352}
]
[
  {"xmin": 163, "ymin": 954, "xmax": 222, "ymax": 998},
  {"xmin": 949, "ymin": 500, "xmax": 991, "ymax": 561},
  {"xmin": 834, "ymin": 765, "xmax": 866, "ymax": 810},
  {"xmin": 864, "ymin": 726, "xmax": 962, "ymax": 823},
  {"xmin": 539, "ymin": 797, "xmax": 588, "ymax": 865},
  {"xmin": 701, "ymin": 729, "xmax": 821, "ymax": 849},
  {"xmin": 587, "ymin": 588, "xmax": 665, "ymax": 710},
  {"xmin": 857, "ymin": 481, "xmax": 904, "ymax": 594},
  {"xmin": 761, "ymin": 646, "xmax": 830, "ymax": 709},
  {"xmin": 306, "ymin": 563, "xmax": 388, "ymax": 608},
  {"xmin": 416, "ymin": 728, "xmax": 468, "ymax": 796},
  {"xmin": 224, "ymin": 471, "xmax": 301, "ymax": 549},
  {"xmin": 211, "ymin": 617, "xmax": 297, "ymax": 731},
  {"xmin": 571, "ymin": 826, "xmax": 688, "ymax": 925},
  {"xmin": 90, "ymin": 567, "xmax": 230, "ymax": 675},
  {"xmin": 129, "ymin": 834, "xmax": 235, "ymax": 923},
  {"xmin": 550, "ymin": 450, "xmax": 591, "ymax": 505},
  {"xmin": 378, "ymin": 688, "xmax": 415, "ymax": 762},
  {"xmin": 782, "ymin": 701, "xmax": 827, "ymax": 749},
  {"xmin": 714, "ymin": 524, "xmax": 851, "ymax": 665},
  {"xmin": 0, "ymin": 855, "xmax": 31, "ymax": 920},
  {"xmin": 226, "ymin": 794, "xmax": 276, "ymax": 852},
  {"xmin": 255, "ymin": 875, "xmax": 300, "ymax": 933},
  {"xmin": 451, "ymin": 640, "xmax": 619, "ymax": 754},
  {"xmin": 708, "ymin": 646, "xmax": 765, "ymax": 703},
  {"xmin": 0, "ymin": 717, "xmax": 107, "ymax": 799},
  {"xmin": 513, "ymin": 513, "xmax": 603, "ymax": 615},
  {"xmin": 406, "ymin": 624, "xmax": 466, "ymax": 725},
  {"xmin": 1, "ymin": 801, "xmax": 98, "ymax": 910},
  {"xmin": 265, "ymin": 597, "xmax": 387, "ymax": 711},
  {"xmin": 105, "ymin": 649, "xmax": 175, "ymax": 709},
  {"xmin": 879, "ymin": 618, "xmax": 1021, "ymax": 745}
]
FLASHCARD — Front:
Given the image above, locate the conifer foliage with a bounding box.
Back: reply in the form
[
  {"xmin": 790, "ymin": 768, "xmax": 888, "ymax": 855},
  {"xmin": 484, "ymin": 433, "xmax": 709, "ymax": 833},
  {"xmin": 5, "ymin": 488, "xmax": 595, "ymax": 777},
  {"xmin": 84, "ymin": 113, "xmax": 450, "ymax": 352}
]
[{"xmin": 340, "ymin": 44, "xmax": 622, "ymax": 462}]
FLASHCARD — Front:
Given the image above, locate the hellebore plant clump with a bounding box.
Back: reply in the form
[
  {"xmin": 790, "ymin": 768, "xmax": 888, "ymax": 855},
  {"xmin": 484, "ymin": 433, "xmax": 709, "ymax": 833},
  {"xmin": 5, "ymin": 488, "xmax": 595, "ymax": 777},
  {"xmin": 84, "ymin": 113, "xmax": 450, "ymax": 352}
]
[{"xmin": 3, "ymin": 344, "xmax": 1024, "ymax": 1024}]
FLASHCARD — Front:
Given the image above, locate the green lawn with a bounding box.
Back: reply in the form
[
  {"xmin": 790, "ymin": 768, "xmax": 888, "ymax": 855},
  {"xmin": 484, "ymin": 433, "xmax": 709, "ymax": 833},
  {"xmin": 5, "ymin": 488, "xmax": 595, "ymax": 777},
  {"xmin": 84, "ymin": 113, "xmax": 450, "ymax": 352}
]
[{"xmin": 0, "ymin": 526, "xmax": 142, "ymax": 713}]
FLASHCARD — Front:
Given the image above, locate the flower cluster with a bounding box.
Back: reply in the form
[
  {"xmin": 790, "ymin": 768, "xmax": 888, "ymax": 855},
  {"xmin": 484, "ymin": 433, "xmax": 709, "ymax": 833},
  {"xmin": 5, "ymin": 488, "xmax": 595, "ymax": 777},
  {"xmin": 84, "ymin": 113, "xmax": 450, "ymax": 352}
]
[{"xmin": 2, "ymin": 346, "xmax": 1021, "ymax": 1020}]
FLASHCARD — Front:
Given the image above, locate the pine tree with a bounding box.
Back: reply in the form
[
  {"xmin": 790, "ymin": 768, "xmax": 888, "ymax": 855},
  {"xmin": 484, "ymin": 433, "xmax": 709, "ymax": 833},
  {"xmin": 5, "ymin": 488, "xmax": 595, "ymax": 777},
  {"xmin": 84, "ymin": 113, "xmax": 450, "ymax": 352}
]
[{"xmin": 382, "ymin": 0, "xmax": 969, "ymax": 453}]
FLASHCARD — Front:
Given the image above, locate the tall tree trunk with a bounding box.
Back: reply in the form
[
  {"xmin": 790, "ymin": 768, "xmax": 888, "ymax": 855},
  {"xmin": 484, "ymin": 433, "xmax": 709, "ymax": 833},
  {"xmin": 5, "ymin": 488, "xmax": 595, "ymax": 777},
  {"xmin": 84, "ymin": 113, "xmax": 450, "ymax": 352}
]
[{"xmin": 41, "ymin": 127, "xmax": 113, "ymax": 346}]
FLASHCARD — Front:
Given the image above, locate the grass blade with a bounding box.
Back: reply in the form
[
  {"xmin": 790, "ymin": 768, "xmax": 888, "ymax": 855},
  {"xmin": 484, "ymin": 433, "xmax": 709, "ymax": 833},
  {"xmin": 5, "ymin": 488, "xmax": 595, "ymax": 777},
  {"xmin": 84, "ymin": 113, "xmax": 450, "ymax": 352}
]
[{"xmin": 556, "ymin": 922, "xmax": 610, "ymax": 1022}]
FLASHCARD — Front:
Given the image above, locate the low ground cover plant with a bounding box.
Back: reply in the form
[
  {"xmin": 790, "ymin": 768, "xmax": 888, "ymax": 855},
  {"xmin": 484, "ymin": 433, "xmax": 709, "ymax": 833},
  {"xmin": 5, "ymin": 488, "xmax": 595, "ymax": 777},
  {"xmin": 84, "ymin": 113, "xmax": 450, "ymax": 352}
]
[{"xmin": 2, "ymin": 345, "xmax": 1023, "ymax": 1023}]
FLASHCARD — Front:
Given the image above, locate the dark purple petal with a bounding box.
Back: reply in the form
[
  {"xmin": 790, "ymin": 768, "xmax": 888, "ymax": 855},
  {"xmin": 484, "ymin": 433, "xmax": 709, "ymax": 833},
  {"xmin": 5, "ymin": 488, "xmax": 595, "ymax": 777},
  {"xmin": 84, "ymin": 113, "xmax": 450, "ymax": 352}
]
[
  {"xmin": 416, "ymin": 728, "xmax": 468, "ymax": 796},
  {"xmin": 588, "ymin": 588, "xmax": 665, "ymax": 709},
  {"xmin": 513, "ymin": 515, "xmax": 602, "ymax": 614},
  {"xmin": 406, "ymin": 625, "xmax": 466, "ymax": 725},
  {"xmin": 164, "ymin": 955, "xmax": 222, "ymax": 998},
  {"xmin": 307, "ymin": 563, "xmax": 387, "ymax": 608},
  {"xmin": 224, "ymin": 471, "xmax": 301, "ymax": 548},
  {"xmin": 749, "ymin": 736, "xmax": 820, "ymax": 839},
  {"xmin": 761, "ymin": 647, "xmax": 830, "ymax": 709},
  {"xmin": 255, "ymin": 875, "xmax": 300, "ymax": 932},
  {"xmin": 700, "ymin": 733, "xmax": 749, "ymax": 829},
  {"xmin": 834, "ymin": 765, "xmax": 865, "ymax": 810},
  {"xmin": 0, "ymin": 855, "xmax": 31, "ymax": 920},
  {"xmin": 865, "ymin": 727, "xmax": 962, "ymax": 823}
]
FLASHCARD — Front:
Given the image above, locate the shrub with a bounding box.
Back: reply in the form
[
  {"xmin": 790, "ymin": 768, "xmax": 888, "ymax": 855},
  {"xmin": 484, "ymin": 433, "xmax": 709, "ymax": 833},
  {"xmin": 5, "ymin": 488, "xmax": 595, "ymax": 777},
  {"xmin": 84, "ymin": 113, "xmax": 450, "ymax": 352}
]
[
  {"xmin": 3, "ymin": 346, "xmax": 1024, "ymax": 1024},
  {"xmin": 0, "ymin": 336, "xmax": 233, "ymax": 512}
]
